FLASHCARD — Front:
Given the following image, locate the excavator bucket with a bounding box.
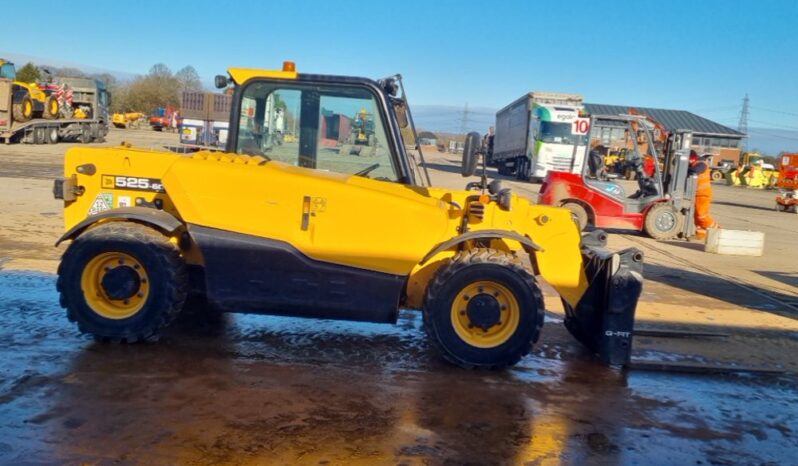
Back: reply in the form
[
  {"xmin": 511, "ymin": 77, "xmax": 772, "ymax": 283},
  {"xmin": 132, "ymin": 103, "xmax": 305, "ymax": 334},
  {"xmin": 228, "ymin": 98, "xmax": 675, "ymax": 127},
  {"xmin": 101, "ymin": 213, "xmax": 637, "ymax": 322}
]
[{"xmin": 563, "ymin": 231, "xmax": 644, "ymax": 366}]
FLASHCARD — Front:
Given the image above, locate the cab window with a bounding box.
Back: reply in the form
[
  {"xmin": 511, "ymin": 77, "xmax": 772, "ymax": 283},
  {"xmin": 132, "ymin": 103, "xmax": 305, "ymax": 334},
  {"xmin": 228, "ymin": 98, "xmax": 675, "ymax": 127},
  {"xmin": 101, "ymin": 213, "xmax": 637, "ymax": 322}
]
[
  {"xmin": 235, "ymin": 82, "xmax": 399, "ymax": 182},
  {"xmin": 0, "ymin": 63, "xmax": 16, "ymax": 80}
]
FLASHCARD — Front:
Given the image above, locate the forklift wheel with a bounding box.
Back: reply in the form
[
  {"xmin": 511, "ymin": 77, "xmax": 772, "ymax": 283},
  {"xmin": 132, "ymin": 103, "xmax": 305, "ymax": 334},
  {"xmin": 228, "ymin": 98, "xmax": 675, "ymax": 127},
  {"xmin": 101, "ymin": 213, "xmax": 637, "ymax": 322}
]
[
  {"xmin": 423, "ymin": 248, "xmax": 544, "ymax": 369},
  {"xmin": 561, "ymin": 202, "xmax": 589, "ymax": 231},
  {"xmin": 643, "ymin": 203, "xmax": 684, "ymax": 240},
  {"xmin": 57, "ymin": 222, "xmax": 188, "ymax": 342}
]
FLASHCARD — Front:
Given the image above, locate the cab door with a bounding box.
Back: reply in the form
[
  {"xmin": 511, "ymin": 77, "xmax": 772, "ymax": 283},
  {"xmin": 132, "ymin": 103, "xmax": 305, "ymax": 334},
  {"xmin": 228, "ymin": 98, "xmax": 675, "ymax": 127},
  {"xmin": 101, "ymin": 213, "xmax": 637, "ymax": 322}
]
[{"xmin": 174, "ymin": 79, "xmax": 450, "ymax": 320}]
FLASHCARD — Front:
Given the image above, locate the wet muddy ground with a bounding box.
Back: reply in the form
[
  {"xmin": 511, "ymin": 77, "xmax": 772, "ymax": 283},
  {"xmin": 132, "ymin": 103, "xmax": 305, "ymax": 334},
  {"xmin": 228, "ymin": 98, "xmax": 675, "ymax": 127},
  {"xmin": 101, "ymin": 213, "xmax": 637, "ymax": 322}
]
[
  {"xmin": 1, "ymin": 271, "xmax": 796, "ymax": 465},
  {"xmin": 0, "ymin": 131, "xmax": 797, "ymax": 464}
]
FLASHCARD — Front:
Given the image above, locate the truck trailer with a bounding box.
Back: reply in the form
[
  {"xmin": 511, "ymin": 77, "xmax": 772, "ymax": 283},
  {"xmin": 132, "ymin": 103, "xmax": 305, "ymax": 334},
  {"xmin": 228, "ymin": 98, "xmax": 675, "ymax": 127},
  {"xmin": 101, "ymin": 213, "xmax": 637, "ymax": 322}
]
[
  {"xmin": 0, "ymin": 76, "xmax": 110, "ymax": 144},
  {"xmin": 492, "ymin": 92, "xmax": 588, "ymax": 182}
]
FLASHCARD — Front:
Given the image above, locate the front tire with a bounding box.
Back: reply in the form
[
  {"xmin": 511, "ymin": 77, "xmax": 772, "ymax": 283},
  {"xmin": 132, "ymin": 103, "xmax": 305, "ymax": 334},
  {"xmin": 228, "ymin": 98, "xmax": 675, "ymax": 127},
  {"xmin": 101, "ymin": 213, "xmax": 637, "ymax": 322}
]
[
  {"xmin": 12, "ymin": 95, "xmax": 33, "ymax": 122},
  {"xmin": 57, "ymin": 222, "xmax": 188, "ymax": 342},
  {"xmin": 423, "ymin": 248, "xmax": 544, "ymax": 369},
  {"xmin": 643, "ymin": 203, "xmax": 684, "ymax": 240}
]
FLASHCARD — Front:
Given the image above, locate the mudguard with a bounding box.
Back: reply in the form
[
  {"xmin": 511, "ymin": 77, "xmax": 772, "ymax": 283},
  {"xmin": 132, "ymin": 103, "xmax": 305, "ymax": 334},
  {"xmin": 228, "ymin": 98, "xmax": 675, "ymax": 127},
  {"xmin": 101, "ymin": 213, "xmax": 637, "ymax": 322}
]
[
  {"xmin": 563, "ymin": 230, "xmax": 644, "ymax": 366},
  {"xmin": 54, "ymin": 207, "xmax": 183, "ymax": 246}
]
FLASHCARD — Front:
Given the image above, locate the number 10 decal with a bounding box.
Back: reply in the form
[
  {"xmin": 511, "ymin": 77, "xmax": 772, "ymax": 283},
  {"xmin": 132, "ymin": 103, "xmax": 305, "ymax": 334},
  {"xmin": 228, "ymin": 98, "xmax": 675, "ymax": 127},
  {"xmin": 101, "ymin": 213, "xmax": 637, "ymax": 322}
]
[{"xmin": 572, "ymin": 118, "xmax": 590, "ymax": 135}]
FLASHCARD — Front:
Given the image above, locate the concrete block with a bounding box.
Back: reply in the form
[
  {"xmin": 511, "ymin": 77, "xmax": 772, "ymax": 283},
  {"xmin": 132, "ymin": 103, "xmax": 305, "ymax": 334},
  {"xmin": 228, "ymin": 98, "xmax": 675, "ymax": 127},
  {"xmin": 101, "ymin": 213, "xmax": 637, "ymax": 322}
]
[{"xmin": 704, "ymin": 228, "xmax": 764, "ymax": 256}]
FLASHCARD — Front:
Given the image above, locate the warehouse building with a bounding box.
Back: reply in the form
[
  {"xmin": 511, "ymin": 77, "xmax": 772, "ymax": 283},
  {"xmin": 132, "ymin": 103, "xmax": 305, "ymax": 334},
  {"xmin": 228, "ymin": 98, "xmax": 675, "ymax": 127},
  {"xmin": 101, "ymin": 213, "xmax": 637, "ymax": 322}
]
[{"xmin": 585, "ymin": 103, "xmax": 745, "ymax": 163}]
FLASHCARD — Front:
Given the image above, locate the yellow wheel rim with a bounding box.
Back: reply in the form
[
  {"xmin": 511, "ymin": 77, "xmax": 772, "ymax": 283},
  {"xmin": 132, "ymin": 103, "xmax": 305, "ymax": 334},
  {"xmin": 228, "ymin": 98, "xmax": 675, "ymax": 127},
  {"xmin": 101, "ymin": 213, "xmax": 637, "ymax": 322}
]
[
  {"xmin": 451, "ymin": 280, "xmax": 521, "ymax": 349},
  {"xmin": 80, "ymin": 252, "xmax": 150, "ymax": 319},
  {"xmin": 49, "ymin": 99, "xmax": 58, "ymax": 114},
  {"xmin": 24, "ymin": 100, "xmax": 32, "ymax": 117}
]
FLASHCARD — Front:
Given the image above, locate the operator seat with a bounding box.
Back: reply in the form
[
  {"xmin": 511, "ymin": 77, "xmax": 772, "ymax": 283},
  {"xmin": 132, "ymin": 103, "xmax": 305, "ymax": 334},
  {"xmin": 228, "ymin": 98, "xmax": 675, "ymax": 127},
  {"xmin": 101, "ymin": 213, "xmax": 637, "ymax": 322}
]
[{"xmin": 628, "ymin": 157, "xmax": 659, "ymax": 199}]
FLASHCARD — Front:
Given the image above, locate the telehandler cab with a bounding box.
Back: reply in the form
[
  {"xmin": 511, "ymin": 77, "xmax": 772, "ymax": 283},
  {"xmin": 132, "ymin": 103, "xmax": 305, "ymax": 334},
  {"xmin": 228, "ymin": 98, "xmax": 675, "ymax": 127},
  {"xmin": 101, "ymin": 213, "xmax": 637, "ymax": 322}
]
[{"xmin": 54, "ymin": 62, "xmax": 643, "ymax": 368}]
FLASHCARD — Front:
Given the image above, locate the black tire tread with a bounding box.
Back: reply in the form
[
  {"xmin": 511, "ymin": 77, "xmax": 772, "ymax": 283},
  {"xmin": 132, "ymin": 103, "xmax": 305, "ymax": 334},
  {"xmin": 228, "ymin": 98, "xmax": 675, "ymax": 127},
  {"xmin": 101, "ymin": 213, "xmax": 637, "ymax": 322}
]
[
  {"xmin": 422, "ymin": 248, "xmax": 544, "ymax": 369},
  {"xmin": 56, "ymin": 222, "xmax": 188, "ymax": 343},
  {"xmin": 643, "ymin": 203, "xmax": 684, "ymax": 240}
]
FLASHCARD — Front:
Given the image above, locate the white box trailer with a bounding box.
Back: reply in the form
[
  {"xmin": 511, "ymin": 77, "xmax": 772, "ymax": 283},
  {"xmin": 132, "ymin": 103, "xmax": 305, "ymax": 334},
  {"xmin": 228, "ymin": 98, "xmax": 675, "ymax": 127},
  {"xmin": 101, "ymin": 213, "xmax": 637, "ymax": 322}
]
[{"xmin": 492, "ymin": 91, "xmax": 588, "ymax": 182}]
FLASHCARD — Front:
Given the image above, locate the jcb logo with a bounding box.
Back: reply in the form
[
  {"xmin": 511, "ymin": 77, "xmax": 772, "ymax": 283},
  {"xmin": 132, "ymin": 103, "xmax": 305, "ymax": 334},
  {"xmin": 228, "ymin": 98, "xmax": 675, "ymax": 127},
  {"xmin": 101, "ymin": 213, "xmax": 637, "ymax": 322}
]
[{"xmin": 101, "ymin": 175, "xmax": 165, "ymax": 193}]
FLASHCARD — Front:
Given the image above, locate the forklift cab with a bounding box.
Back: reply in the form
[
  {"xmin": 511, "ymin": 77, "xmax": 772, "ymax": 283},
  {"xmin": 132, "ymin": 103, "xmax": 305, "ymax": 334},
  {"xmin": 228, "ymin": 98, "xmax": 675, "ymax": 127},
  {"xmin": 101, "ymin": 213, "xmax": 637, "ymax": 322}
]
[{"xmin": 582, "ymin": 115, "xmax": 664, "ymax": 213}]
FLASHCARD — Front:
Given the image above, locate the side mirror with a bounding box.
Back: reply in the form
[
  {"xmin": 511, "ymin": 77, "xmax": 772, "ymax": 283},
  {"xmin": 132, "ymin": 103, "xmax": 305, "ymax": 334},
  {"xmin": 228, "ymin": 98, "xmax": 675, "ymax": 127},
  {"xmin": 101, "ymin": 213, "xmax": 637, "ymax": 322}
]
[
  {"xmin": 461, "ymin": 131, "xmax": 481, "ymax": 177},
  {"xmin": 394, "ymin": 102, "xmax": 408, "ymax": 128},
  {"xmin": 214, "ymin": 75, "xmax": 229, "ymax": 89}
]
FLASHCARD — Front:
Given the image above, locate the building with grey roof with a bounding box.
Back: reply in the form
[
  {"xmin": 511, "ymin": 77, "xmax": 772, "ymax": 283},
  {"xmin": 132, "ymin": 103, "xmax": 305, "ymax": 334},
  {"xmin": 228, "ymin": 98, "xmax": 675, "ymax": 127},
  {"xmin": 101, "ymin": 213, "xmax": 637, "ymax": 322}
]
[{"xmin": 584, "ymin": 103, "xmax": 745, "ymax": 163}]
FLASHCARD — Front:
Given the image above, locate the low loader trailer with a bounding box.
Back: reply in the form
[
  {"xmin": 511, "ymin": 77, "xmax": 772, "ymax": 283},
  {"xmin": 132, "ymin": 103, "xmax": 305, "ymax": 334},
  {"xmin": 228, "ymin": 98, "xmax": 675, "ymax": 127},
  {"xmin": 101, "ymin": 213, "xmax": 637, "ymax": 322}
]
[{"xmin": 0, "ymin": 77, "xmax": 110, "ymax": 144}]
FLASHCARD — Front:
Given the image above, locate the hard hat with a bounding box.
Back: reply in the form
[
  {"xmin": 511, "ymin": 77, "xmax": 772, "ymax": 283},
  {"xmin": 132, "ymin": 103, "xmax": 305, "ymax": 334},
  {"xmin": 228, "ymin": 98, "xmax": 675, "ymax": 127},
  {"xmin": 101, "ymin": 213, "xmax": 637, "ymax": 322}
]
[{"xmin": 689, "ymin": 151, "xmax": 699, "ymax": 164}]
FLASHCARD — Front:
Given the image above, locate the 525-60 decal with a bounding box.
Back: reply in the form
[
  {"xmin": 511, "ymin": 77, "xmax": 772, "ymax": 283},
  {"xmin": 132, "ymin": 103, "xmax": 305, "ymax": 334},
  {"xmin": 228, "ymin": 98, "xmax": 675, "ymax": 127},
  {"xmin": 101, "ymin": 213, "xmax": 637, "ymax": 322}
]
[{"xmin": 101, "ymin": 175, "xmax": 166, "ymax": 193}]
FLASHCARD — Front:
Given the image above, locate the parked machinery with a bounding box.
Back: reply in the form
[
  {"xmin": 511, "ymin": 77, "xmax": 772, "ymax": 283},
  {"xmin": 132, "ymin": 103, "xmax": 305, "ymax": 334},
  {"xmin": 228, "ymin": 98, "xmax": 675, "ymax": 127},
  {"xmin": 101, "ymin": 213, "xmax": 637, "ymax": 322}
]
[
  {"xmin": 112, "ymin": 112, "xmax": 146, "ymax": 129},
  {"xmin": 0, "ymin": 59, "xmax": 59, "ymax": 121},
  {"xmin": 775, "ymin": 152, "xmax": 798, "ymax": 213},
  {"xmin": 538, "ymin": 113, "xmax": 698, "ymax": 240},
  {"xmin": 728, "ymin": 152, "xmax": 779, "ymax": 188},
  {"xmin": 52, "ymin": 61, "xmax": 643, "ymax": 368}
]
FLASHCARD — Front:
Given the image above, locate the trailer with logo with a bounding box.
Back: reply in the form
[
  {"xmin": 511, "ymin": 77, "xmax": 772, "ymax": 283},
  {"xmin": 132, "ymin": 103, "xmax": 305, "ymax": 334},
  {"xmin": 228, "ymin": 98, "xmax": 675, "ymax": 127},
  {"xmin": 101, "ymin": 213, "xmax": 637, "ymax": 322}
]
[{"xmin": 492, "ymin": 92, "xmax": 588, "ymax": 182}]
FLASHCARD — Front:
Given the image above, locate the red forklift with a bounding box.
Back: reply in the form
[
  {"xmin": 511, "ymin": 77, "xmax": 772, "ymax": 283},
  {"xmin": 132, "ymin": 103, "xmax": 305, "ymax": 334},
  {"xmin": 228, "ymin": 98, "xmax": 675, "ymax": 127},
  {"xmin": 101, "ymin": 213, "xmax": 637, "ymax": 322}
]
[
  {"xmin": 775, "ymin": 152, "xmax": 798, "ymax": 213},
  {"xmin": 538, "ymin": 114, "xmax": 698, "ymax": 240}
]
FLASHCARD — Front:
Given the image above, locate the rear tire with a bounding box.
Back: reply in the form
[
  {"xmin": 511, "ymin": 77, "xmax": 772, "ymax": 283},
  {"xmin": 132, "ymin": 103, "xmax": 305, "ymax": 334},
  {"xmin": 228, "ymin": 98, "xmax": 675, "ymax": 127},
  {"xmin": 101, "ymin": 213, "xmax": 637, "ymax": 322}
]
[
  {"xmin": 57, "ymin": 222, "xmax": 188, "ymax": 342},
  {"xmin": 562, "ymin": 201, "xmax": 589, "ymax": 231},
  {"xmin": 711, "ymin": 170, "xmax": 723, "ymax": 181},
  {"xmin": 643, "ymin": 203, "xmax": 684, "ymax": 240},
  {"xmin": 80, "ymin": 125, "xmax": 92, "ymax": 144},
  {"xmin": 46, "ymin": 127, "xmax": 59, "ymax": 144},
  {"xmin": 516, "ymin": 158, "xmax": 530, "ymax": 181},
  {"xmin": 12, "ymin": 95, "xmax": 33, "ymax": 122},
  {"xmin": 32, "ymin": 127, "xmax": 45, "ymax": 145},
  {"xmin": 423, "ymin": 248, "xmax": 544, "ymax": 369}
]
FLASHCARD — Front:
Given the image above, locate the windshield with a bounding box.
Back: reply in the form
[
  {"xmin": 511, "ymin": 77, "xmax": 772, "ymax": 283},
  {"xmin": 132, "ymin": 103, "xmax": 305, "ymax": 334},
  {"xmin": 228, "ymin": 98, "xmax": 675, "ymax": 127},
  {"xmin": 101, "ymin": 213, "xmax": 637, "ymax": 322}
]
[
  {"xmin": 538, "ymin": 121, "xmax": 587, "ymax": 145},
  {"xmin": 0, "ymin": 63, "xmax": 15, "ymax": 80}
]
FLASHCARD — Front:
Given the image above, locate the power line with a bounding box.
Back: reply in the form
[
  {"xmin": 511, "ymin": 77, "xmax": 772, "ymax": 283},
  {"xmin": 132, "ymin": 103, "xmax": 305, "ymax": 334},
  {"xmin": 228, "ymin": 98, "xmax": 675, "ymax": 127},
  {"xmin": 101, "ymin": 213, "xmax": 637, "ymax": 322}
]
[
  {"xmin": 750, "ymin": 106, "xmax": 798, "ymax": 118},
  {"xmin": 747, "ymin": 119, "xmax": 798, "ymax": 131},
  {"xmin": 745, "ymin": 128, "xmax": 798, "ymax": 141}
]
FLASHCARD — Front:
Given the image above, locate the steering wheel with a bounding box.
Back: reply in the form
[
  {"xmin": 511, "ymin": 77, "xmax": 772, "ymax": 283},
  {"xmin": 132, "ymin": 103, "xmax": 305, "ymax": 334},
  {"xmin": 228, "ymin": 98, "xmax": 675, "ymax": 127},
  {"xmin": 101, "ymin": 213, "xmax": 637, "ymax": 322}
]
[{"xmin": 354, "ymin": 163, "xmax": 380, "ymax": 177}]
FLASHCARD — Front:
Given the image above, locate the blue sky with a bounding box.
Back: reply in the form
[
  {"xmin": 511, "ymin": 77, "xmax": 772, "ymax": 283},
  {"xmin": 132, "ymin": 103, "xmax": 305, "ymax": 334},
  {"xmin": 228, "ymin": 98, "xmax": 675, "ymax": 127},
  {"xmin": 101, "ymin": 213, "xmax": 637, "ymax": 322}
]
[{"xmin": 2, "ymin": 0, "xmax": 797, "ymax": 150}]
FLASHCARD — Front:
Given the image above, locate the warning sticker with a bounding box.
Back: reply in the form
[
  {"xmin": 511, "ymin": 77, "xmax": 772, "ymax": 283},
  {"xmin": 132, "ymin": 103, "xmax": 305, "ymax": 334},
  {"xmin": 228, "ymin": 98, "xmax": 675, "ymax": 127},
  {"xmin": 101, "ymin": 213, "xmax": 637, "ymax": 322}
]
[
  {"xmin": 117, "ymin": 196, "xmax": 132, "ymax": 208},
  {"xmin": 88, "ymin": 193, "xmax": 113, "ymax": 216}
]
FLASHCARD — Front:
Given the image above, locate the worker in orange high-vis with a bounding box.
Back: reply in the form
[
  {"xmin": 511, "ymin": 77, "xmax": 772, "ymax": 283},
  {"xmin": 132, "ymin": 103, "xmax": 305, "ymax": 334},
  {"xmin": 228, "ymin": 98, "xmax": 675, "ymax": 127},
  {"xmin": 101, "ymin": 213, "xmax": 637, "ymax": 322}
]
[{"xmin": 689, "ymin": 151, "xmax": 719, "ymax": 239}]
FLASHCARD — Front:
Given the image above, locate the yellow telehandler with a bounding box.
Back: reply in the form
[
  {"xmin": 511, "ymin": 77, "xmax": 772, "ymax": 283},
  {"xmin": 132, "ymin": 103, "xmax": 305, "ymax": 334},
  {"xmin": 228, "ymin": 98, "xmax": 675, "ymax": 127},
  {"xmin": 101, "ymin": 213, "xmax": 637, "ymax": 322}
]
[
  {"xmin": 0, "ymin": 59, "xmax": 59, "ymax": 121},
  {"xmin": 53, "ymin": 62, "xmax": 643, "ymax": 368}
]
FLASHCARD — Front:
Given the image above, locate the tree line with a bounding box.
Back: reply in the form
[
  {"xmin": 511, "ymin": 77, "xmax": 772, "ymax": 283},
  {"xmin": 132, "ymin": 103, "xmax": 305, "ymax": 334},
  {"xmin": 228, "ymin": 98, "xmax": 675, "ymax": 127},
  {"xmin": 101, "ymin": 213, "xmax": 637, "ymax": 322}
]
[{"xmin": 14, "ymin": 62, "xmax": 204, "ymax": 114}]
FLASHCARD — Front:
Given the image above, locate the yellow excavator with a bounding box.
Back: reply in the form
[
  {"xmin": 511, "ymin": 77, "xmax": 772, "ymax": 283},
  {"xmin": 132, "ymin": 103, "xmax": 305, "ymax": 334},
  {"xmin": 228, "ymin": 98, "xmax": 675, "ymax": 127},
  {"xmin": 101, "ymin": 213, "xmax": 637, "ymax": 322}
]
[
  {"xmin": 0, "ymin": 59, "xmax": 59, "ymax": 122},
  {"xmin": 52, "ymin": 62, "xmax": 643, "ymax": 368}
]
